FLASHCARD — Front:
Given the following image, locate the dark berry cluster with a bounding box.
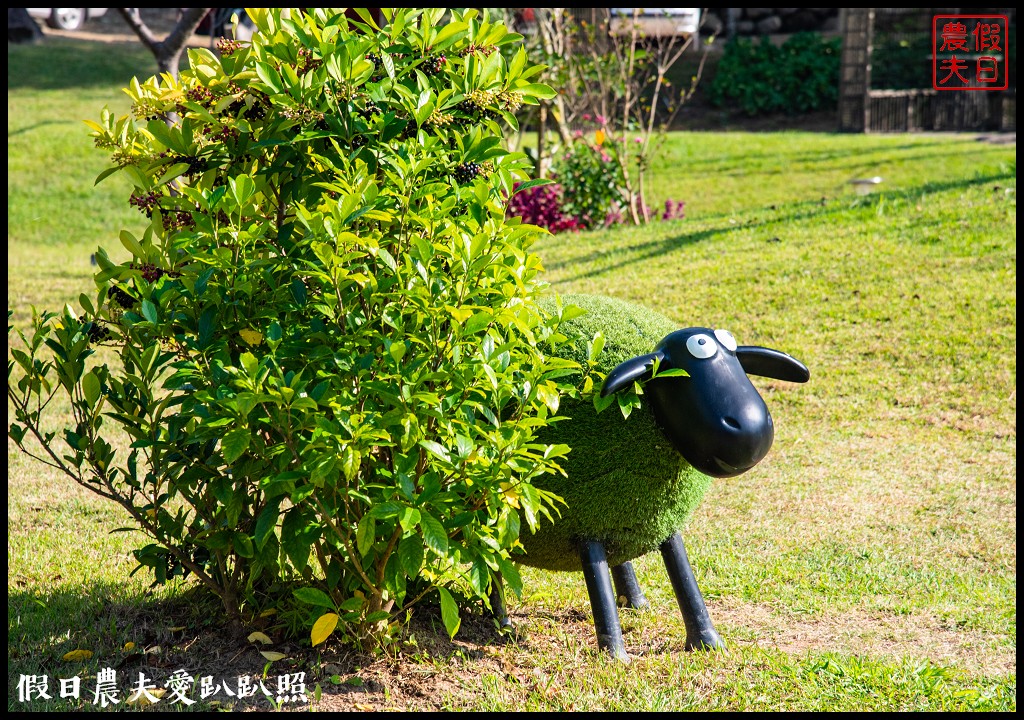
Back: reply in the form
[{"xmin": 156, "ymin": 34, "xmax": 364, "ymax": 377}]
[
  {"xmin": 162, "ymin": 154, "xmax": 208, "ymax": 178},
  {"xmin": 399, "ymin": 120, "xmax": 418, "ymax": 140},
  {"xmin": 357, "ymin": 99, "xmax": 381, "ymax": 120},
  {"xmin": 243, "ymin": 101, "xmax": 267, "ymax": 121},
  {"xmin": 297, "ymin": 47, "xmax": 322, "ymax": 74},
  {"xmin": 108, "ymin": 285, "xmax": 136, "ymax": 309},
  {"xmin": 453, "ymin": 162, "xmax": 482, "ymax": 185},
  {"xmin": 421, "ymin": 53, "xmax": 446, "ymax": 77},
  {"xmin": 214, "ymin": 125, "xmax": 240, "ymax": 142},
  {"xmin": 186, "ymin": 85, "xmax": 216, "ymax": 107},
  {"xmin": 132, "ymin": 263, "xmax": 165, "ymax": 283},
  {"xmin": 216, "ymin": 37, "xmax": 241, "ymax": 56},
  {"xmin": 457, "ymin": 91, "xmax": 500, "ymax": 121},
  {"xmin": 81, "ymin": 317, "xmax": 112, "ymax": 343},
  {"xmin": 129, "ymin": 190, "xmax": 161, "ymax": 217},
  {"xmin": 162, "ymin": 210, "xmax": 196, "ymax": 232},
  {"xmin": 131, "ymin": 262, "xmax": 183, "ymax": 282},
  {"xmin": 458, "ymin": 43, "xmax": 496, "ymax": 58},
  {"xmin": 366, "ymin": 52, "xmax": 385, "ymax": 83}
]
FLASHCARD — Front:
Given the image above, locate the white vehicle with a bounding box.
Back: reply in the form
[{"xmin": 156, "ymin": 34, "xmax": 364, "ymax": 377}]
[
  {"xmin": 26, "ymin": 8, "xmax": 108, "ymax": 31},
  {"xmin": 609, "ymin": 8, "xmax": 700, "ymax": 37}
]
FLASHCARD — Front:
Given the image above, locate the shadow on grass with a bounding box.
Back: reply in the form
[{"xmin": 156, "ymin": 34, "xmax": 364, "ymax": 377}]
[
  {"xmin": 663, "ymin": 138, "xmax": 988, "ymax": 178},
  {"xmin": 7, "ymin": 119, "xmax": 80, "ymax": 138},
  {"xmin": 553, "ymin": 171, "xmax": 1016, "ymax": 284},
  {"xmin": 7, "ymin": 38, "xmax": 156, "ymax": 91},
  {"xmin": 8, "ymin": 582, "xmax": 508, "ymax": 711}
]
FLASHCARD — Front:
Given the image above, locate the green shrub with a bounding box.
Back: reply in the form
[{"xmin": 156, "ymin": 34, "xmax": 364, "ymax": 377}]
[
  {"xmin": 709, "ymin": 32, "xmax": 841, "ymax": 117},
  {"xmin": 7, "ymin": 8, "xmax": 579, "ymax": 649},
  {"xmin": 870, "ymin": 35, "xmax": 934, "ymax": 90},
  {"xmin": 551, "ymin": 122, "xmax": 628, "ymax": 229}
]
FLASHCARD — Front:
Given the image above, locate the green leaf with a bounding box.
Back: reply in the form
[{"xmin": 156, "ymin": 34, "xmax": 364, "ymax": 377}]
[
  {"xmin": 119, "ymin": 230, "xmax": 146, "ymax": 258},
  {"xmin": 510, "ymin": 178, "xmax": 554, "ymax": 196},
  {"xmin": 239, "ymin": 352, "xmax": 258, "ymax": 376},
  {"xmin": 465, "ymin": 311, "xmax": 493, "ymax": 335},
  {"xmin": 356, "ymin": 513, "xmax": 376, "ymax": 556},
  {"xmin": 497, "ymin": 556, "xmax": 523, "ymax": 600},
  {"xmin": 413, "ymin": 91, "xmax": 434, "ymax": 127},
  {"xmin": 254, "ymin": 499, "xmax": 281, "ymax": 549},
  {"xmin": 146, "ymin": 118, "xmax": 183, "ymax": 152},
  {"xmin": 221, "ymin": 427, "xmax": 251, "ymax": 463},
  {"xmin": 419, "ymin": 512, "xmax": 449, "ymax": 556},
  {"xmin": 437, "ymin": 587, "xmax": 461, "ymax": 639},
  {"xmin": 234, "ymin": 533, "xmax": 254, "ymax": 558},
  {"xmin": 350, "ymin": 7, "xmax": 381, "ymax": 29},
  {"xmin": 294, "ymin": 587, "xmax": 335, "ymax": 609},
  {"xmin": 398, "ymin": 506, "xmax": 421, "ymax": 532},
  {"xmin": 141, "ymin": 300, "xmax": 158, "ymax": 324},
  {"xmin": 255, "ymin": 61, "xmax": 284, "ymax": 93},
  {"xmin": 517, "ymin": 82, "xmax": 556, "ymax": 100},
  {"xmin": 398, "ymin": 534, "xmax": 424, "ymax": 576},
  {"xmin": 341, "ymin": 446, "xmax": 361, "ymax": 482},
  {"xmin": 82, "ymin": 370, "xmax": 101, "ymax": 407},
  {"xmin": 419, "ymin": 440, "xmax": 450, "ymax": 463},
  {"xmin": 432, "ymin": 22, "xmax": 465, "ymax": 48},
  {"xmin": 654, "ymin": 368, "xmax": 690, "ymax": 378},
  {"xmin": 230, "ymin": 174, "xmax": 255, "ymax": 206}
]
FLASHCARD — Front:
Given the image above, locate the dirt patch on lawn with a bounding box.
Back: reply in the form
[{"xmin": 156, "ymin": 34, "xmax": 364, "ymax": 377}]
[{"xmin": 713, "ymin": 601, "xmax": 1016, "ymax": 677}]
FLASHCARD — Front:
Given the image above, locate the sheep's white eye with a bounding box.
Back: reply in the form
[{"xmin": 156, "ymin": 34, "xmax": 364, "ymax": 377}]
[
  {"xmin": 686, "ymin": 333, "xmax": 718, "ymax": 359},
  {"xmin": 714, "ymin": 329, "xmax": 737, "ymax": 352}
]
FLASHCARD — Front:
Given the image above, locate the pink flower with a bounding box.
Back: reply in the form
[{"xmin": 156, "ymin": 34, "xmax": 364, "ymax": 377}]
[
  {"xmin": 582, "ymin": 113, "xmax": 591, "ymax": 121},
  {"xmin": 596, "ymin": 114, "xmax": 606, "ymax": 126}
]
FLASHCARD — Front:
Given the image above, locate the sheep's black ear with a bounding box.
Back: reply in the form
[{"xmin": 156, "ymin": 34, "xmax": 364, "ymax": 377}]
[
  {"xmin": 600, "ymin": 351, "xmax": 665, "ymax": 397},
  {"xmin": 735, "ymin": 346, "xmax": 810, "ymax": 383}
]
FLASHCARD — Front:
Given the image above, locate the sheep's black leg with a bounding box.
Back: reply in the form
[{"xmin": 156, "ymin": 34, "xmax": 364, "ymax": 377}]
[
  {"xmin": 660, "ymin": 532, "xmax": 725, "ymax": 651},
  {"xmin": 488, "ymin": 577, "xmax": 513, "ymax": 632},
  {"xmin": 578, "ymin": 540, "xmax": 628, "ymax": 661},
  {"xmin": 611, "ymin": 561, "xmax": 650, "ymax": 610}
]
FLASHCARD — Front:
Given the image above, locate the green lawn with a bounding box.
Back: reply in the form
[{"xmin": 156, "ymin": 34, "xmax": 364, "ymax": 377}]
[{"xmin": 7, "ymin": 37, "xmax": 1016, "ymax": 711}]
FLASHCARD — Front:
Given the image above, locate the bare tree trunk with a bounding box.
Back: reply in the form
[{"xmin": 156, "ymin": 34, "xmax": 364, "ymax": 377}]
[
  {"xmin": 117, "ymin": 8, "xmax": 209, "ymax": 79},
  {"xmin": 8, "ymin": 8, "xmax": 44, "ymax": 44},
  {"xmin": 537, "ymin": 103, "xmax": 547, "ymax": 178}
]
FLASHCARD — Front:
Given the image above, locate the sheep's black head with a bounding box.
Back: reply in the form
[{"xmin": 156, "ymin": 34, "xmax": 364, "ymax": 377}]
[{"xmin": 601, "ymin": 328, "xmax": 809, "ymax": 478}]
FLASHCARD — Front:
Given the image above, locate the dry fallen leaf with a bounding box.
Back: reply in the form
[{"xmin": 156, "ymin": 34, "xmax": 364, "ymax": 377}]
[
  {"xmin": 260, "ymin": 651, "xmax": 287, "ymax": 662},
  {"xmin": 247, "ymin": 631, "xmax": 273, "ymax": 645},
  {"xmin": 354, "ymin": 703, "xmax": 374, "ymax": 711},
  {"xmin": 62, "ymin": 649, "xmax": 94, "ymax": 662},
  {"xmin": 126, "ymin": 688, "xmax": 167, "ymax": 706},
  {"xmin": 123, "ymin": 641, "xmax": 136, "ymax": 651}
]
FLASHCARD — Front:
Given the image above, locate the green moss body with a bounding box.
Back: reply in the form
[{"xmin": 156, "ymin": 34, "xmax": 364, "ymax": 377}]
[{"xmin": 521, "ymin": 295, "xmax": 713, "ymax": 572}]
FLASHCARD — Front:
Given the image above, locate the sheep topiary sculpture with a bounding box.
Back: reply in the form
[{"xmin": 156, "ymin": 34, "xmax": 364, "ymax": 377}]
[{"xmin": 497, "ymin": 294, "xmax": 810, "ymax": 660}]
